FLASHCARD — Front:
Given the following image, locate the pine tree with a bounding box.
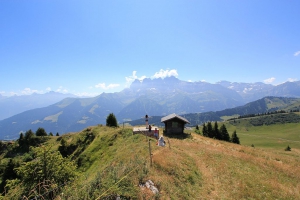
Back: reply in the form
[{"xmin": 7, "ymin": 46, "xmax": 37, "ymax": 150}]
[
  {"xmin": 220, "ymin": 124, "xmax": 230, "ymax": 142},
  {"xmin": 207, "ymin": 122, "xmax": 213, "ymax": 138},
  {"xmin": 213, "ymin": 121, "xmax": 221, "ymax": 139},
  {"xmin": 231, "ymin": 130, "xmax": 240, "ymax": 144},
  {"xmin": 24, "ymin": 129, "xmax": 34, "ymax": 141},
  {"xmin": 106, "ymin": 113, "xmax": 118, "ymax": 127},
  {"xmin": 35, "ymin": 127, "xmax": 47, "ymax": 136},
  {"xmin": 18, "ymin": 132, "xmax": 25, "ymax": 146},
  {"xmin": 202, "ymin": 123, "xmax": 208, "ymax": 137},
  {"xmin": 24, "ymin": 129, "xmax": 35, "ymax": 147}
]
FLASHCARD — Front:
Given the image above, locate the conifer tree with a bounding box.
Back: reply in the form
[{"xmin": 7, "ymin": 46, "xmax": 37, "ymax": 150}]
[
  {"xmin": 220, "ymin": 124, "xmax": 230, "ymax": 142},
  {"xmin": 24, "ymin": 129, "xmax": 34, "ymax": 141},
  {"xmin": 24, "ymin": 129, "xmax": 35, "ymax": 147},
  {"xmin": 202, "ymin": 123, "xmax": 208, "ymax": 137},
  {"xmin": 18, "ymin": 132, "xmax": 25, "ymax": 146},
  {"xmin": 213, "ymin": 121, "xmax": 221, "ymax": 139},
  {"xmin": 106, "ymin": 113, "xmax": 118, "ymax": 127},
  {"xmin": 36, "ymin": 127, "xmax": 47, "ymax": 136},
  {"xmin": 231, "ymin": 130, "xmax": 240, "ymax": 144},
  {"xmin": 207, "ymin": 122, "xmax": 213, "ymax": 138}
]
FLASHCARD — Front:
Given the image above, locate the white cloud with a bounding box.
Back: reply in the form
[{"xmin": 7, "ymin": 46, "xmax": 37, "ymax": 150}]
[
  {"xmin": 294, "ymin": 51, "xmax": 300, "ymax": 56},
  {"xmin": 125, "ymin": 69, "xmax": 179, "ymax": 87},
  {"xmin": 287, "ymin": 78, "xmax": 298, "ymax": 82},
  {"xmin": 56, "ymin": 86, "xmax": 68, "ymax": 93},
  {"xmin": 151, "ymin": 69, "xmax": 178, "ymax": 79},
  {"xmin": 21, "ymin": 88, "xmax": 41, "ymax": 95},
  {"xmin": 9, "ymin": 92, "xmax": 18, "ymax": 96},
  {"xmin": 95, "ymin": 83, "xmax": 120, "ymax": 90},
  {"xmin": 46, "ymin": 87, "xmax": 52, "ymax": 91},
  {"xmin": 125, "ymin": 71, "xmax": 147, "ymax": 86},
  {"xmin": 263, "ymin": 77, "xmax": 276, "ymax": 84}
]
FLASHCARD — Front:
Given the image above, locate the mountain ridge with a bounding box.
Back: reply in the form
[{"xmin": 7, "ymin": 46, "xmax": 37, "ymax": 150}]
[
  {"xmin": 1, "ymin": 77, "xmax": 300, "ymax": 139},
  {"xmin": 0, "ymin": 91, "xmax": 78, "ymax": 120}
]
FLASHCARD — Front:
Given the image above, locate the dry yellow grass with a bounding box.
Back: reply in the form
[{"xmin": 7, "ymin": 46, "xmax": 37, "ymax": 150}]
[
  {"xmin": 146, "ymin": 133, "xmax": 300, "ymax": 199},
  {"xmin": 33, "ymin": 126, "xmax": 300, "ymax": 199}
]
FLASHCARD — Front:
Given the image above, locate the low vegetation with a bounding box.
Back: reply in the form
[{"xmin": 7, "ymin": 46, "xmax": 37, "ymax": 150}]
[{"xmin": 1, "ymin": 120, "xmax": 300, "ymax": 199}]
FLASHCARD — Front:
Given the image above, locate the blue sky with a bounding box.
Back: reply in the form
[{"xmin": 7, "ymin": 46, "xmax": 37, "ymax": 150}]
[{"xmin": 1, "ymin": 0, "xmax": 299, "ymax": 97}]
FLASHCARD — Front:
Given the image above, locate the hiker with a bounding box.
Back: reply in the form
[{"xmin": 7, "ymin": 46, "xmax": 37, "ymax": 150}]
[
  {"xmin": 154, "ymin": 128, "xmax": 158, "ymax": 139},
  {"xmin": 158, "ymin": 136, "xmax": 165, "ymax": 147}
]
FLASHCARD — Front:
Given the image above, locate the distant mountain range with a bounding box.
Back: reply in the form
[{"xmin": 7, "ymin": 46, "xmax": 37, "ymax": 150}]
[
  {"xmin": 0, "ymin": 91, "xmax": 77, "ymax": 120},
  {"xmin": 128, "ymin": 96, "xmax": 300, "ymax": 126},
  {"xmin": 1, "ymin": 77, "xmax": 300, "ymax": 140}
]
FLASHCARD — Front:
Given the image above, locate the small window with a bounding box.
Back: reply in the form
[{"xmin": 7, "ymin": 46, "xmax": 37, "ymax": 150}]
[{"xmin": 172, "ymin": 122, "xmax": 178, "ymax": 128}]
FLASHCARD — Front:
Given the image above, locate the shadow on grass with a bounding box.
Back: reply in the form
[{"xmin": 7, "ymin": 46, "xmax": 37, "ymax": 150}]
[{"xmin": 163, "ymin": 132, "xmax": 192, "ymax": 139}]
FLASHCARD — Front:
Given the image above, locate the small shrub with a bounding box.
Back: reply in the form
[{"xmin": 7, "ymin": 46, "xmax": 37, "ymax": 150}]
[{"xmin": 284, "ymin": 145, "xmax": 291, "ymax": 151}]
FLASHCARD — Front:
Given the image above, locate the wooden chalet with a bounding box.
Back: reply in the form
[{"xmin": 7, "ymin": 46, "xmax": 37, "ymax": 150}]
[{"xmin": 161, "ymin": 113, "xmax": 190, "ymax": 135}]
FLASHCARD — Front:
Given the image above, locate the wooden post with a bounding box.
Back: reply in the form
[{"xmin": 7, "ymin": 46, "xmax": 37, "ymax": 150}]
[
  {"xmin": 167, "ymin": 137, "xmax": 171, "ymax": 149},
  {"xmin": 148, "ymin": 139, "xmax": 152, "ymax": 167}
]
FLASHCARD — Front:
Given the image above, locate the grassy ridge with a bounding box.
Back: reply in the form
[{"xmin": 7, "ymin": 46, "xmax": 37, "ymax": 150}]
[
  {"xmin": 2, "ymin": 124, "xmax": 300, "ymax": 199},
  {"xmin": 55, "ymin": 125, "xmax": 300, "ymax": 199}
]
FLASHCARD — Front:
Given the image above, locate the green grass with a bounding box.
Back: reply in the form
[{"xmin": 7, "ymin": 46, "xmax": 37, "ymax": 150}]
[
  {"xmin": 2, "ymin": 123, "xmax": 300, "ymax": 199},
  {"xmin": 225, "ymin": 121, "xmax": 300, "ymax": 150}
]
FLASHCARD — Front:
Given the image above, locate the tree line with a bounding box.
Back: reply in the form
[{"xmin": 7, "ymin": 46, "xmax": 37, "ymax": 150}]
[
  {"xmin": 196, "ymin": 122, "xmax": 240, "ymax": 144},
  {"xmin": 17, "ymin": 128, "xmax": 59, "ymax": 152},
  {"xmin": 228, "ymin": 109, "xmax": 300, "ymax": 121}
]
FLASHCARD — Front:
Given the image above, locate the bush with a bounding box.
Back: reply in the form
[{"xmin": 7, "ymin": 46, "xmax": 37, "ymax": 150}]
[
  {"xmin": 106, "ymin": 113, "xmax": 118, "ymax": 127},
  {"xmin": 284, "ymin": 145, "xmax": 291, "ymax": 151}
]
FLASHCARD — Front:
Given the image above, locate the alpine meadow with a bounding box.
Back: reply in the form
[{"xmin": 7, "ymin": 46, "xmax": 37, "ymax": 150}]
[{"xmin": 1, "ymin": 1, "xmax": 300, "ymax": 199}]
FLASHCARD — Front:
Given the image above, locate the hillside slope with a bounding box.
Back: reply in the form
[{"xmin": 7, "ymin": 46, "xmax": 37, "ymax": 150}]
[
  {"xmin": 0, "ymin": 92, "xmax": 78, "ymax": 120},
  {"xmin": 128, "ymin": 96, "xmax": 300, "ymax": 126},
  {"xmin": 2, "ymin": 126, "xmax": 299, "ymax": 199}
]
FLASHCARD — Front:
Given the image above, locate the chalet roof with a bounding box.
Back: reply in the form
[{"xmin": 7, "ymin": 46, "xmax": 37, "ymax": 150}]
[{"xmin": 161, "ymin": 113, "xmax": 190, "ymax": 124}]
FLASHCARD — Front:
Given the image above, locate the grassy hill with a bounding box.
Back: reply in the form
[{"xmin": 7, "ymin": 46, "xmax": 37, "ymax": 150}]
[
  {"xmin": 1, "ymin": 124, "xmax": 300, "ymax": 199},
  {"xmin": 224, "ymin": 113, "xmax": 300, "ymax": 150}
]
